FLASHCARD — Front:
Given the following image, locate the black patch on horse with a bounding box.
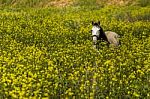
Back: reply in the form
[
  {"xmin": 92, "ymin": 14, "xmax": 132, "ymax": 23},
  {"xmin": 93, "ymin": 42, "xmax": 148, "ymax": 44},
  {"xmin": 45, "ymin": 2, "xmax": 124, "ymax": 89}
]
[{"xmin": 99, "ymin": 27, "xmax": 109, "ymax": 43}]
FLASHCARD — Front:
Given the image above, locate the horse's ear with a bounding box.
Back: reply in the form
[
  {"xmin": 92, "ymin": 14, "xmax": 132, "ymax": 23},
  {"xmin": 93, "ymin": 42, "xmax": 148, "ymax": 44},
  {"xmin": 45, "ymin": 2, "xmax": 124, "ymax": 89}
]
[
  {"xmin": 92, "ymin": 21, "xmax": 94, "ymax": 25},
  {"xmin": 98, "ymin": 21, "xmax": 100, "ymax": 25}
]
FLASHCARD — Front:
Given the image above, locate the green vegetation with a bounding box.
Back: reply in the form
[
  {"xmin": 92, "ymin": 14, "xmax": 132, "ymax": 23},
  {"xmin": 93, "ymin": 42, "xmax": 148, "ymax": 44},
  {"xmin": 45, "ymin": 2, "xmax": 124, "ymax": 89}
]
[
  {"xmin": 0, "ymin": 0, "xmax": 150, "ymax": 7},
  {"xmin": 0, "ymin": 0, "xmax": 150, "ymax": 98}
]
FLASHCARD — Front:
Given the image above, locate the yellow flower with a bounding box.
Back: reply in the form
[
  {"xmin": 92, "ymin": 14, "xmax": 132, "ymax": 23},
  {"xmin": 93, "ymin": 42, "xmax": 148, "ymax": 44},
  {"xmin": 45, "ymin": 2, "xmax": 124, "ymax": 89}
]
[{"xmin": 133, "ymin": 92, "xmax": 140, "ymax": 97}]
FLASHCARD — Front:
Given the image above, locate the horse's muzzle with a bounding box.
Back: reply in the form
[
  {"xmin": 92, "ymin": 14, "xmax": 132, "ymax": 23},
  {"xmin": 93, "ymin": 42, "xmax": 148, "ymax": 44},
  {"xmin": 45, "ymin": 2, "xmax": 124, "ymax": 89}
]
[{"xmin": 93, "ymin": 35, "xmax": 98, "ymax": 44}]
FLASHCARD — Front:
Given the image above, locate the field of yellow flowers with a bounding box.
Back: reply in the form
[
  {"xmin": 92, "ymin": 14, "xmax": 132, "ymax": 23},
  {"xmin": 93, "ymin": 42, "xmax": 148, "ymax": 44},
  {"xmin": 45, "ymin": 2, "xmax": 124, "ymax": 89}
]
[{"xmin": 0, "ymin": 6, "xmax": 150, "ymax": 98}]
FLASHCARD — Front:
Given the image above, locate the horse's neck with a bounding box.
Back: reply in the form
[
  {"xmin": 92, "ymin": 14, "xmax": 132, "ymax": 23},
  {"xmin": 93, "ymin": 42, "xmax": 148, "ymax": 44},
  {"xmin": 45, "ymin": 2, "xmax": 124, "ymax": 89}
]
[{"xmin": 99, "ymin": 27, "xmax": 109, "ymax": 42}]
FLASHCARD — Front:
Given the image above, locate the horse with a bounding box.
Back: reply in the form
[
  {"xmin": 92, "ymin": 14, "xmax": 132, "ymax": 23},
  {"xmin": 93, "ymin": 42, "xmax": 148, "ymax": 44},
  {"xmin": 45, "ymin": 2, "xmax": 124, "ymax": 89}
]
[{"xmin": 91, "ymin": 21, "xmax": 120, "ymax": 49}]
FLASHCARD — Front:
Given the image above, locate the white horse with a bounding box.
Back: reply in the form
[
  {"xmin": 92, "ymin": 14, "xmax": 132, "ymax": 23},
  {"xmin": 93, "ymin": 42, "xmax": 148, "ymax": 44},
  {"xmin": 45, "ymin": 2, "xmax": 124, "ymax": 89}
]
[{"xmin": 91, "ymin": 21, "xmax": 120, "ymax": 49}]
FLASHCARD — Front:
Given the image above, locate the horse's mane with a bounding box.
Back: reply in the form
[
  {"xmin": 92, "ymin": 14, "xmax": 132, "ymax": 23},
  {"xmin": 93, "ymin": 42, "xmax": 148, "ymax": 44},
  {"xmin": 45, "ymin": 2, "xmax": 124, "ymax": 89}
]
[{"xmin": 98, "ymin": 26, "xmax": 109, "ymax": 43}]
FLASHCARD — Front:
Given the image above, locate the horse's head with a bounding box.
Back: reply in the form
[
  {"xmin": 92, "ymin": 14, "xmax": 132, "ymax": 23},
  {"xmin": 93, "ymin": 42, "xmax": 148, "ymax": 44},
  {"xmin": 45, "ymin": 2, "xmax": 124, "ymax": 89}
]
[{"xmin": 91, "ymin": 21, "xmax": 101, "ymax": 48}]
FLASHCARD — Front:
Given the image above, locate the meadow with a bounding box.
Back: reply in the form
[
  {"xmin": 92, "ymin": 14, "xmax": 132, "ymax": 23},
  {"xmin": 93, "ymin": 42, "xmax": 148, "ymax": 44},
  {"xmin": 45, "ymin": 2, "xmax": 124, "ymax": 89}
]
[{"xmin": 0, "ymin": 0, "xmax": 150, "ymax": 98}]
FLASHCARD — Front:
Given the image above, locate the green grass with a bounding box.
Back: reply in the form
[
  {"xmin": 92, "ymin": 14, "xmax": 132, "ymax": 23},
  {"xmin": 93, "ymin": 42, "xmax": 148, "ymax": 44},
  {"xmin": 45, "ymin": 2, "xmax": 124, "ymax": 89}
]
[
  {"xmin": 137, "ymin": 0, "xmax": 150, "ymax": 7},
  {"xmin": 0, "ymin": 1, "xmax": 150, "ymax": 98}
]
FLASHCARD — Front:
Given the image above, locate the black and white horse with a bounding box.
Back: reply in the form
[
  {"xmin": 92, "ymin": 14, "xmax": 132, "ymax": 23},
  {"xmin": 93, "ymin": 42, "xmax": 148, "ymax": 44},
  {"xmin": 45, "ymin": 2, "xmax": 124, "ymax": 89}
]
[{"xmin": 91, "ymin": 21, "xmax": 120, "ymax": 49}]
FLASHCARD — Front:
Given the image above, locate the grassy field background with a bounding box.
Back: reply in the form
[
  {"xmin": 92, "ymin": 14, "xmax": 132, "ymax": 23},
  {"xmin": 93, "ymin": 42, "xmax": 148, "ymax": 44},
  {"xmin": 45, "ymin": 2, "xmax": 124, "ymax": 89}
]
[
  {"xmin": 0, "ymin": 0, "xmax": 150, "ymax": 7},
  {"xmin": 0, "ymin": 0, "xmax": 150, "ymax": 98}
]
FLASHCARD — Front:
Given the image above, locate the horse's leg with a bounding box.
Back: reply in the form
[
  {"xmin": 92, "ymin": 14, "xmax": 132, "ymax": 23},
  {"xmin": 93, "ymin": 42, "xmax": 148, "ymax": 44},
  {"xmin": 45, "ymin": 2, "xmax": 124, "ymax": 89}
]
[
  {"xmin": 97, "ymin": 43, "xmax": 99, "ymax": 50},
  {"xmin": 119, "ymin": 40, "xmax": 121, "ymax": 46},
  {"xmin": 93, "ymin": 44, "xmax": 97, "ymax": 49}
]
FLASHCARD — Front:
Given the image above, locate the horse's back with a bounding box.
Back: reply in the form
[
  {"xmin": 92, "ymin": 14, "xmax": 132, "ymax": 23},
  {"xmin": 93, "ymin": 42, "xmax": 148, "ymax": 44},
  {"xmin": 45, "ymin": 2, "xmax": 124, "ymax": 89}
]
[{"xmin": 105, "ymin": 31, "xmax": 120, "ymax": 46}]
